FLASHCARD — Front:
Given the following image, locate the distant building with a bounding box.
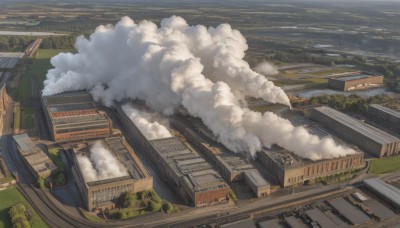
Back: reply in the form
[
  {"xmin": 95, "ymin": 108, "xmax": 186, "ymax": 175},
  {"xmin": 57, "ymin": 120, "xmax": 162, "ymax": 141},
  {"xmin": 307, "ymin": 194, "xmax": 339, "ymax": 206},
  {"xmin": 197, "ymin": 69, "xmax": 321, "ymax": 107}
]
[
  {"xmin": 328, "ymin": 72, "xmax": 383, "ymax": 91},
  {"xmin": 311, "ymin": 106, "xmax": 400, "ymax": 157},
  {"xmin": 42, "ymin": 91, "xmax": 112, "ymax": 142},
  {"xmin": 258, "ymin": 146, "xmax": 364, "ymax": 188},
  {"xmin": 368, "ymin": 104, "xmax": 400, "ymax": 133},
  {"xmin": 13, "ymin": 134, "xmax": 57, "ymax": 179},
  {"xmin": 70, "ymin": 137, "xmax": 153, "ymax": 211},
  {"xmin": 0, "ymin": 52, "xmax": 25, "ymax": 70}
]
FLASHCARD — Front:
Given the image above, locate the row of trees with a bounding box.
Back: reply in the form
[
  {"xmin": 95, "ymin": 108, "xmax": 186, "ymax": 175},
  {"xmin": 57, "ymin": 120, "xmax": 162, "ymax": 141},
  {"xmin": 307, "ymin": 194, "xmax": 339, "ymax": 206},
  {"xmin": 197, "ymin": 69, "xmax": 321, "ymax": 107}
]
[
  {"xmin": 0, "ymin": 35, "xmax": 76, "ymax": 52},
  {"xmin": 109, "ymin": 190, "xmax": 176, "ymax": 219},
  {"xmin": 292, "ymin": 94, "xmax": 394, "ymax": 112}
]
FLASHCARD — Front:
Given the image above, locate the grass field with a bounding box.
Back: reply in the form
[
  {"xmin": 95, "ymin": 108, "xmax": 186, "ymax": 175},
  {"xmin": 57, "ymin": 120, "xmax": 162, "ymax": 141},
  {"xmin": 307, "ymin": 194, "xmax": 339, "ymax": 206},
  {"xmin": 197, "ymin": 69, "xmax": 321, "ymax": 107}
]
[
  {"xmin": 0, "ymin": 187, "xmax": 48, "ymax": 228},
  {"xmin": 14, "ymin": 49, "xmax": 73, "ymax": 102},
  {"xmin": 48, "ymin": 148, "xmax": 63, "ymax": 171},
  {"xmin": 370, "ymin": 155, "xmax": 400, "ymax": 174}
]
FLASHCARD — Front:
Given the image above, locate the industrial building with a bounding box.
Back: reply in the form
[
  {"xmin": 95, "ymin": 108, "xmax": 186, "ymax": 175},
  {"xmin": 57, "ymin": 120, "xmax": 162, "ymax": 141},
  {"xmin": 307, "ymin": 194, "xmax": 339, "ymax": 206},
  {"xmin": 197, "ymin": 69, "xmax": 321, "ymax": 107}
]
[
  {"xmin": 363, "ymin": 178, "xmax": 400, "ymax": 210},
  {"xmin": 250, "ymin": 109, "xmax": 365, "ymax": 188},
  {"xmin": 258, "ymin": 145, "xmax": 364, "ymax": 188},
  {"xmin": 148, "ymin": 137, "xmax": 230, "ymax": 207},
  {"xmin": 0, "ymin": 52, "xmax": 25, "ymax": 70},
  {"xmin": 42, "ymin": 91, "xmax": 112, "ymax": 142},
  {"xmin": 311, "ymin": 106, "xmax": 400, "ymax": 157},
  {"xmin": 327, "ymin": 197, "xmax": 371, "ymax": 225},
  {"xmin": 13, "ymin": 134, "xmax": 57, "ymax": 179},
  {"xmin": 368, "ymin": 104, "xmax": 400, "ymax": 133},
  {"xmin": 70, "ymin": 137, "xmax": 153, "ymax": 211},
  {"xmin": 328, "ymin": 72, "xmax": 383, "ymax": 91},
  {"xmin": 116, "ymin": 104, "xmax": 230, "ymax": 206},
  {"xmin": 171, "ymin": 117, "xmax": 271, "ymax": 197}
]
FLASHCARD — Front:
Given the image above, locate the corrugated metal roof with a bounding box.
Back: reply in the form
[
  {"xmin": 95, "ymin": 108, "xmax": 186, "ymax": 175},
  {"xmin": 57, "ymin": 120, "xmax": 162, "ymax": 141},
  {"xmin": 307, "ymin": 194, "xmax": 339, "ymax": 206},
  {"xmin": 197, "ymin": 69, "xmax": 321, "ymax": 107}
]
[
  {"xmin": 305, "ymin": 208, "xmax": 337, "ymax": 228},
  {"xmin": 369, "ymin": 104, "xmax": 400, "ymax": 119},
  {"xmin": 313, "ymin": 106, "xmax": 399, "ymax": 144},
  {"xmin": 0, "ymin": 52, "xmax": 24, "ymax": 69},
  {"xmin": 284, "ymin": 216, "xmax": 308, "ymax": 228},
  {"xmin": 13, "ymin": 134, "xmax": 37, "ymax": 155},
  {"xmin": 259, "ymin": 219, "xmax": 281, "ymax": 228},
  {"xmin": 363, "ymin": 200, "xmax": 396, "ymax": 220},
  {"xmin": 244, "ymin": 169, "xmax": 270, "ymax": 188},
  {"xmin": 327, "ymin": 197, "xmax": 371, "ymax": 225},
  {"xmin": 363, "ymin": 178, "xmax": 400, "ymax": 208}
]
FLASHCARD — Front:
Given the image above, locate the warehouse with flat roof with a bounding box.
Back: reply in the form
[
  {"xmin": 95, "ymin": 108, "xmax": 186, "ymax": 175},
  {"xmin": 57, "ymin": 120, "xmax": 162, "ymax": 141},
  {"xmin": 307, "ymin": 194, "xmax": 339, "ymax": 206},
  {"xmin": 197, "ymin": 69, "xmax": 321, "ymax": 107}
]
[
  {"xmin": 115, "ymin": 104, "xmax": 230, "ymax": 206},
  {"xmin": 71, "ymin": 137, "xmax": 153, "ymax": 211},
  {"xmin": 0, "ymin": 52, "xmax": 25, "ymax": 70},
  {"xmin": 368, "ymin": 104, "xmax": 400, "ymax": 133},
  {"xmin": 42, "ymin": 91, "xmax": 112, "ymax": 142},
  {"xmin": 148, "ymin": 137, "xmax": 229, "ymax": 207},
  {"xmin": 258, "ymin": 145, "xmax": 364, "ymax": 188},
  {"xmin": 363, "ymin": 178, "xmax": 400, "ymax": 210},
  {"xmin": 311, "ymin": 106, "xmax": 400, "ymax": 157},
  {"xmin": 328, "ymin": 72, "xmax": 383, "ymax": 91},
  {"xmin": 13, "ymin": 134, "xmax": 57, "ymax": 178},
  {"xmin": 171, "ymin": 117, "xmax": 270, "ymax": 197}
]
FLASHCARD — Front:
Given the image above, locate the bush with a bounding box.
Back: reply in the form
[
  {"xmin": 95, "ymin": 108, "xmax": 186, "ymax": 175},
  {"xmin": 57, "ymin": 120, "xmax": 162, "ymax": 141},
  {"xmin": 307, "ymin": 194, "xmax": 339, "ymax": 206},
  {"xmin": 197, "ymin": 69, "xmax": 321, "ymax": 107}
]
[
  {"xmin": 36, "ymin": 176, "xmax": 45, "ymax": 189},
  {"xmin": 121, "ymin": 191, "xmax": 137, "ymax": 208},
  {"xmin": 116, "ymin": 208, "xmax": 138, "ymax": 219},
  {"xmin": 162, "ymin": 202, "xmax": 175, "ymax": 214},
  {"xmin": 9, "ymin": 203, "xmax": 31, "ymax": 228},
  {"xmin": 147, "ymin": 190, "xmax": 162, "ymax": 203},
  {"xmin": 147, "ymin": 200, "xmax": 161, "ymax": 212}
]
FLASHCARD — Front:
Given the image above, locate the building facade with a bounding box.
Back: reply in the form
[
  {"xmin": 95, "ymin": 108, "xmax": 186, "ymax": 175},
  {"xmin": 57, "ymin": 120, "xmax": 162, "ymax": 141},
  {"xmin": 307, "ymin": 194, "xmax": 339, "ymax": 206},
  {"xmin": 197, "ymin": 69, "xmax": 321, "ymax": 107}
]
[
  {"xmin": 13, "ymin": 134, "xmax": 57, "ymax": 179},
  {"xmin": 258, "ymin": 146, "xmax": 364, "ymax": 188},
  {"xmin": 116, "ymin": 104, "xmax": 230, "ymax": 206},
  {"xmin": 368, "ymin": 104, "xmax": 400, "ymax": 133},
  {"xmin": 170, "ymin": 117, "xmax": 271, "ymax": 197},
  {"xmin": 328, "ymin": 73, "xmax": 383, "ymax": 91},
  {"xmin": 42, "ymin": 91, "xmax": 112, "ymax": 142},
  {"xmin": 70, "ymin": 137, "xmax": 153, "ymax": 211},
  {"xmin": 311, "ymin": 106, "xmax": 400, "ymax": 157}
]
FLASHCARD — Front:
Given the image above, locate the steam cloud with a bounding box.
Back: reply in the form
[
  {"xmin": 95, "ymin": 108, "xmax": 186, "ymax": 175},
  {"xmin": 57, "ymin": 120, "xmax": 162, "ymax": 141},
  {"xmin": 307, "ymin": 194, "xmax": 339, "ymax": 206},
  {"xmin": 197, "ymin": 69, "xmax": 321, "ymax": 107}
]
[
  {"xmin": 43, "ymin": 16, "xmax": 357, "ymax": 160},
  {"xmin": 122, "ymin": 104, "xmax": 172, "ymax": 140},
  {"xmin": 77, "ymin": 141, "xmax": 128, "ymax": 182},
  {"xmin": 254, "ymin": 61, "xmax": 279, "ymax": 75}
]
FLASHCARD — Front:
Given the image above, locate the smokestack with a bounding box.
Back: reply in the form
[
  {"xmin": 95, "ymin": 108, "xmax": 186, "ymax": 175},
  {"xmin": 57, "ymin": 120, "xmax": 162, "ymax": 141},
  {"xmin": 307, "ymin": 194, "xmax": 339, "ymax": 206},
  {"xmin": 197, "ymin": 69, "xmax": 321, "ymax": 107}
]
[{"xmin": 43, "ymin": 16, "xmax": 357, "ymax": 161}]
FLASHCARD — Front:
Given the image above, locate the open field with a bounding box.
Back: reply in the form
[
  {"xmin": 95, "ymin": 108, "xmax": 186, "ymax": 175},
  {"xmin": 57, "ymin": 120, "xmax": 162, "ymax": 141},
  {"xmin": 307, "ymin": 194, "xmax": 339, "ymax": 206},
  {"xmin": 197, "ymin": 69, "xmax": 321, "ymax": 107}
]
[
  {"xmin": 0, "ymin": 187, "xmax": 48, "ymax": 228},
  {"xmin": 370, "ymin": 155, "xmax": 400, "ymax": 174}
]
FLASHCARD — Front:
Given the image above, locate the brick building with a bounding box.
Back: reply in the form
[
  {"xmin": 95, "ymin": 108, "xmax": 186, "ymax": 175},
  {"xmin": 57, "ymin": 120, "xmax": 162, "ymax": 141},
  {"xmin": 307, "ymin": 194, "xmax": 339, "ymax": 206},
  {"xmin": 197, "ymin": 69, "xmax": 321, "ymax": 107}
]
[
  {"xmin": 258, "ymin": 146, "xmax": 364, "ymax": 188},
  {"xmin": 328, "ymin": 72, "xmax": 383, "ymax": 91},
  {"xmin": 171, "ymin": 117, "xmax": 270, "ymax": 198},
  {"xmin": 70, "ymin": 137, "xmax": 153, "ymax": 211},
  {"xmin": 116, "ymin": 104, "xmax": 230, "ymax": 206},
  {"xmin": 42, "ymin": 91, "xmax": 112, "ymax": 142}
]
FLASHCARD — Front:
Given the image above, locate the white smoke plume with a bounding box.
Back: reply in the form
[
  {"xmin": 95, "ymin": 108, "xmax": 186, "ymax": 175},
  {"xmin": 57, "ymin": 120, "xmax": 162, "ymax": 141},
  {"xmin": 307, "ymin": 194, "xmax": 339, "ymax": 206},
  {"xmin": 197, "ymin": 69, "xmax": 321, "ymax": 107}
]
[
  {"xmin": 254, "ymin": 61, "xmax": 279, "ymax": 75},
  {"xmin": 77, "ymin": 141, "xmax": 128, "ymax": 182},
  {"xmin": 122, "ymin": 104, "xmax": 172, "ymax": 140},
  {"xmin": 43, "ymin": 16, "xmax": 357, "ymax": 160}
]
